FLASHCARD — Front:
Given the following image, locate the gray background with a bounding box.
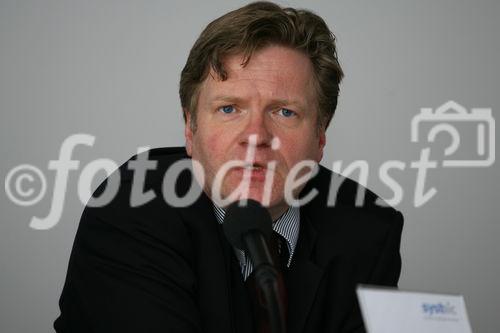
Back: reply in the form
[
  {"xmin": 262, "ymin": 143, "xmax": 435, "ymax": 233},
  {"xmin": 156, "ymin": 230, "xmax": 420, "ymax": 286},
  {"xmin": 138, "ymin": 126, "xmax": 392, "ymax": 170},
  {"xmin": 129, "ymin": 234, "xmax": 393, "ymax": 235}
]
[{"xmin": 1, "ymin": 0, "xmax": 498, "ymax": 332}]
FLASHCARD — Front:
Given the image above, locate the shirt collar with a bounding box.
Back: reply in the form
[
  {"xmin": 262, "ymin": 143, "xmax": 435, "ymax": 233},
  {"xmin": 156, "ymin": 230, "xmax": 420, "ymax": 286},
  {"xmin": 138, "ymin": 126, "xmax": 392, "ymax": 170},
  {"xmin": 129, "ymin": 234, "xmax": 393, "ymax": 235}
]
[{"xmin": 213, "ymin": 203, "xmax": 300, "ymax": 266}]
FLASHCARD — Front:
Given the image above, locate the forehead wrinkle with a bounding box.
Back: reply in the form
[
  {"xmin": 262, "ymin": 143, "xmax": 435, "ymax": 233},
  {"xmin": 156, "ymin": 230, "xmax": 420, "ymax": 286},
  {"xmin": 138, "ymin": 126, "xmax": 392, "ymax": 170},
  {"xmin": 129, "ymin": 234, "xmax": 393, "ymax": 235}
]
[{"xmin": 232, "ymin": 69, "xmax": 308, "ymax": 98}]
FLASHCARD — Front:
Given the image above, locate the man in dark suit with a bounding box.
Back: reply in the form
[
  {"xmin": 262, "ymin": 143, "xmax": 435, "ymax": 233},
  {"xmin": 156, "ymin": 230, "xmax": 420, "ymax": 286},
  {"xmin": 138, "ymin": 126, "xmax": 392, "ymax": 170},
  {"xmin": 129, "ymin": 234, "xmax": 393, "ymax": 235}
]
[{"xmin": 55, "ymin": 2, "xmax": 403, "ymax": 332}]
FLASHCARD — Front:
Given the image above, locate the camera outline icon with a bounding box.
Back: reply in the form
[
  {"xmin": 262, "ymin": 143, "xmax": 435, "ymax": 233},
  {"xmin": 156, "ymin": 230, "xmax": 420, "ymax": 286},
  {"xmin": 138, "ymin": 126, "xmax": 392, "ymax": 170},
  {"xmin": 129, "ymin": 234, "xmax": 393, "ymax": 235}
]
[{"xmin": 411, "ymin": 100, "xmax": 495, "ymax": 167}]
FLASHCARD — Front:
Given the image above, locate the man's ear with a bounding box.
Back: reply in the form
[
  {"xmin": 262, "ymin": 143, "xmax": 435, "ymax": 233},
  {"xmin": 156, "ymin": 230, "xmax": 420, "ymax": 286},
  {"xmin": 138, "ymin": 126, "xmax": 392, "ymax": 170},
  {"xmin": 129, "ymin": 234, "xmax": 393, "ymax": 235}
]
[
  {"xmin": 184, "ymin": 109, "xmax": 193, "ymax": 156},
  {"xmin": 317, "ymin": 130, "xmax": 326, "ymax": 162}
]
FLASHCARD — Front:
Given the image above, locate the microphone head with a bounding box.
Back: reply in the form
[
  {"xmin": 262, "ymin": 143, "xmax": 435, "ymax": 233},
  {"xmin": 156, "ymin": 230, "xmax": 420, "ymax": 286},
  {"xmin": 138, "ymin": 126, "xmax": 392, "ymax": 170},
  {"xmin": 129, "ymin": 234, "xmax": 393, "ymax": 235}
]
[{"xmin": 223, "ymin": 199, "xmax": 273, "ymax": 250}]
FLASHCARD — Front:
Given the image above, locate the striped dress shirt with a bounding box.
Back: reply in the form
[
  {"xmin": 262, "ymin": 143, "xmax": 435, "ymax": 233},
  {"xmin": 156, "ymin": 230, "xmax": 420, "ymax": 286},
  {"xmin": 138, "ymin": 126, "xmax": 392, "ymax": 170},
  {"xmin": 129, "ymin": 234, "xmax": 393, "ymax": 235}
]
[{"xmin": 213, "ymin": 204, "xmax": 300, "ymax": 280}]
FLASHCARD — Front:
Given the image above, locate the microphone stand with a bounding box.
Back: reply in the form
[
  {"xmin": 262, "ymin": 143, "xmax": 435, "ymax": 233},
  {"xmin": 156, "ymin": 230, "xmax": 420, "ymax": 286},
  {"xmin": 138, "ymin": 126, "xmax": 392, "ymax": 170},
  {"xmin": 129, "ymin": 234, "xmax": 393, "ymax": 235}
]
[{"xmin": 245, "ymin": 231, "xmax": 286, "ymax": 333}]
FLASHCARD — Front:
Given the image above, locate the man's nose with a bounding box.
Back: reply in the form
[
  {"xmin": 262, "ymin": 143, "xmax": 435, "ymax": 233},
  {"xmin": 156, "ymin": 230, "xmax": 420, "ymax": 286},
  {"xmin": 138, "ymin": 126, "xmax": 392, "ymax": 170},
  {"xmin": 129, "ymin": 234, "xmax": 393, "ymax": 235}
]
[{"xmin": 239, "ymin": 111, "xmax": 273, "ymax": 148}]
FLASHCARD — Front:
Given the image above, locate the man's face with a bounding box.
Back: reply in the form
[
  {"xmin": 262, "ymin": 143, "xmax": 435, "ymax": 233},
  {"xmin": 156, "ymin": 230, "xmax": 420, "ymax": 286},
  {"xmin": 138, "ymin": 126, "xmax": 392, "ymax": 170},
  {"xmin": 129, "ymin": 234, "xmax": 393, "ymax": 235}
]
[{"xmin": 185, "ymin": 45, "xmax": 325, "ymax": 219}]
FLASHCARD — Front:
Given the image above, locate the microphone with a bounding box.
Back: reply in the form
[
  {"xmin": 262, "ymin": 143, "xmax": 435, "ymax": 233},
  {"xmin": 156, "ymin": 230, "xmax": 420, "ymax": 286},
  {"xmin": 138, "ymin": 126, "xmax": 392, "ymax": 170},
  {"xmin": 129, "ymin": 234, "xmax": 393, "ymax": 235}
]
[{"xmin": 223, "ymin": 199, "xmax": 285, "ymax": 333}]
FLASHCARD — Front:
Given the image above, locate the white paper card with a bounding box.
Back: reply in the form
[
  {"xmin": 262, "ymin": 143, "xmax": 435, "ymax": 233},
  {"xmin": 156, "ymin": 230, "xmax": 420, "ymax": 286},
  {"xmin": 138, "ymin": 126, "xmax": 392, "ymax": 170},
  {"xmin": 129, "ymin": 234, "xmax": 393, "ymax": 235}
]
[{"xmin": 357, "ymin": 286, "xmax": 473, "ymax": 333}]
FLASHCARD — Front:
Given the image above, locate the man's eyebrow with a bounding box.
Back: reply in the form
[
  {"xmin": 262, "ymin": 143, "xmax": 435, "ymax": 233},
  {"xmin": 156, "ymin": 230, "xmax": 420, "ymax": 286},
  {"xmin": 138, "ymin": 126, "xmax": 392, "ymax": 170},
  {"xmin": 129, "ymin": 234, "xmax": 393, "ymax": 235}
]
[
  {"xmin": 210, "ymin": 95, "xmax": 305, "ymax": 108},
  {"xmin": 210, "ymin": 95, "xmax": 244, "ymax": 104},
  {"xmin": 269, "ymin": 99, "xmax": 304, "ymax": 108}
]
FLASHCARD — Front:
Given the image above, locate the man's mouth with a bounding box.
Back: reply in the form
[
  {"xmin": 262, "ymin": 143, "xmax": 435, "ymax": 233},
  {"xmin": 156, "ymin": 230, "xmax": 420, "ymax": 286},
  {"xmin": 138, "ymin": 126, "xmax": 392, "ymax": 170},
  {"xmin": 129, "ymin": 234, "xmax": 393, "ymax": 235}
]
[
  {"xmin": 244, "ymin": 163, "xmax": 264, "ymax": 170},
  {"xmin": 232, "ymin": 162, "xmax": 274, "ymax": 181},
  {"xmin": 242, "ymin": 161, "xmax": 276, "ymax": 171}
]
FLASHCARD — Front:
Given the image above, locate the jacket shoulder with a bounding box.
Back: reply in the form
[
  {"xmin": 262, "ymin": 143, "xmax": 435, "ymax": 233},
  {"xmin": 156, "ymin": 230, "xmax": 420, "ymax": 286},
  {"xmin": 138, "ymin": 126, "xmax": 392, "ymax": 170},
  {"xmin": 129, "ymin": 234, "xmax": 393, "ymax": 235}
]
[
  {"xmin": 304, "ymin": 165, "xmax": 395, "ymax": 208},
  {"xmin": 81, "ymin": 145, "xmax": 193, "ymax": 245},
  {"xmin": 302, "ymin": 164, "xmax": 404, "ymax": 232}
]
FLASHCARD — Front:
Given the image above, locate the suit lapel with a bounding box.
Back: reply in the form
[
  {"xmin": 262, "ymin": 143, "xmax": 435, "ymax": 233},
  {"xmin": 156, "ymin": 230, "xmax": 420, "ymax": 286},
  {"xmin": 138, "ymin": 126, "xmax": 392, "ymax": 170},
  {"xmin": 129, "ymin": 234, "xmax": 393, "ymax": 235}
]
[
  {"xmin": 177, "ymin": 172, "xmax": 253, "ymax": 333},
  {"xmin": 176, "ymin": 173, "xmax": 237, "ymax": 333},
  {"xmin": 286, "ymin": 213, "xmax": 325, "ymax": 333}
]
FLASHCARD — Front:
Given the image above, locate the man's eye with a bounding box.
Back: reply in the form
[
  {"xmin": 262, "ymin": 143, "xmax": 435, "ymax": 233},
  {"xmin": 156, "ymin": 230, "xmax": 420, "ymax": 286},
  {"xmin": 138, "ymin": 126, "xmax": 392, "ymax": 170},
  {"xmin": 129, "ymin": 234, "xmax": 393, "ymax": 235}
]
[
  {"xmin": 278, "ymin": 108, "xmax": 295, "ymax": 117},
  {"xmin": 218, "ymin": 105, "xmax": 235, "ymax": 114}
]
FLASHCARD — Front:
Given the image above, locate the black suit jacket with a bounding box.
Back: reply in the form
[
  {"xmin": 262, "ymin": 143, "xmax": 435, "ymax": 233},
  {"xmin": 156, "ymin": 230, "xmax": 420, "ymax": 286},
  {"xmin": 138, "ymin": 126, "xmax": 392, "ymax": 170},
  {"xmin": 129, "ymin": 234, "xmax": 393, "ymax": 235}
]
[{"xmin": 54, "ymin": 147, "xmax": 403, "ymax": 333}]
